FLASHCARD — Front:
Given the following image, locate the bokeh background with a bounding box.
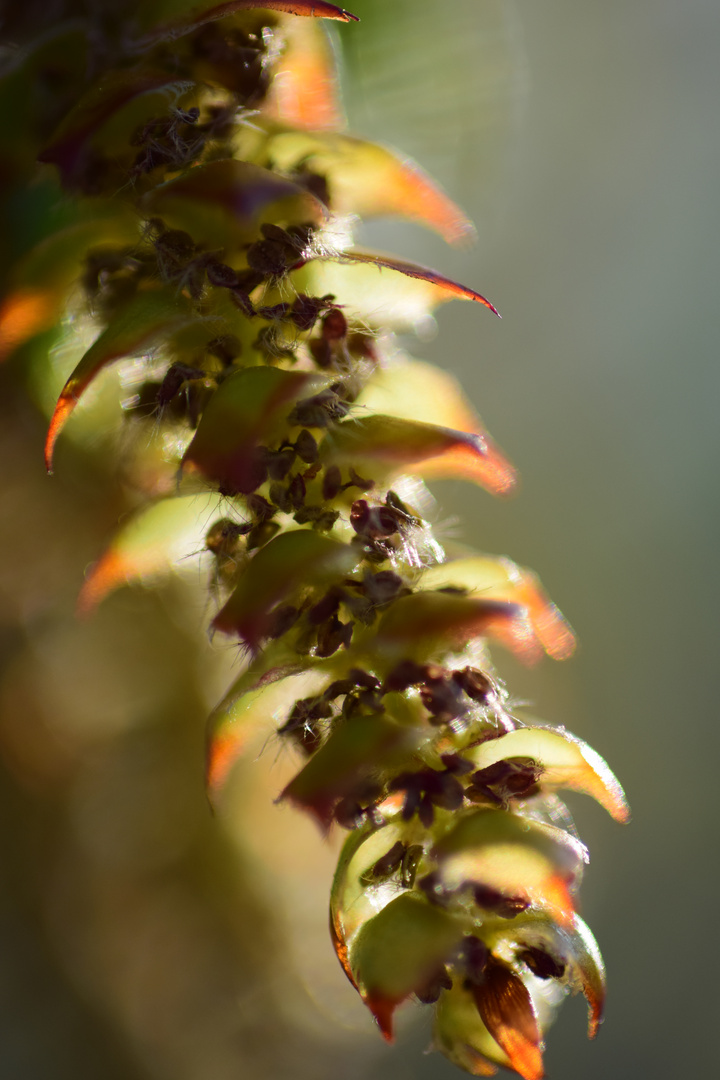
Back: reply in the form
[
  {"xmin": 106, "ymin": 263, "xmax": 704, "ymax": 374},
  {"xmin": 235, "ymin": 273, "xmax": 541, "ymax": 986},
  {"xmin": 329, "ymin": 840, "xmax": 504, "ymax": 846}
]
[{"xmin": 0, "ymin": 1, "xmax": 718, "ymax": 1078}]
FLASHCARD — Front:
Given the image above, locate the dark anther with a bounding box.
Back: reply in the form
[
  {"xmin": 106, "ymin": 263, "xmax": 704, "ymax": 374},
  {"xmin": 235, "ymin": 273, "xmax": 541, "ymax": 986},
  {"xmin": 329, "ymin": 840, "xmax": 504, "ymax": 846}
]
[
  {"xmin": 322, "ymin": 307, "xmax": 348, "ymax": 341},
  {"xmin": 362, "ymin": 570, "xmax": 404, "ymax": 606},
  {"xmin": 245, "ymin": 494, "xmax": 274, "ymax": 522},
  {"xmin": 315, "ymin": 615, "xmax": 353, "ymax": 657},
  {"xmin": 385, "ymin": 489, "xmax": 421, "ymax": 525},
  {"xmin": 388, "ymin": 767, "xmax": 464, "ymax": 823},
  {"xmin": 340, "ymin": 687, "xmax": 383, "ymax": 719},
  {"xmin": 289, "ymin": 388, "xmax": 349, "ymax": 428},
  {"xmin": 347, "ymin": 669, "xmax": 381, "ymax": 691},
  {"xmin": 308, "ymin": 588, "xmax": 343, "ymax": 625},
  {"xmin": 359, "ymin": 840, "xmax": 423, "ymax": 888},
  {"xmin": 294, "ymin": 429, "xmax": 319, "ymax": 464},
  {"xmin": 323, "ymin": 678, "xmax": 358, "ymax": 700},
  {"xmin": 401, "ymin": 844, "xmax": 424, "ymax": 888},
  {"xmin": 309, "ymin": 338, "xmax": 332, "ymax": 368},
  {"xmin": 157, "ymin": 363, "xmax": 206, "ymax": 408},
  {"xmin": 309, "ymin": 305, "xmax": 348, "ymax": 367},
  {"xmin": 347, "ymin": 332, "xmax": 378, "ymax": 363},
  {"xmin": 283, "ymin": 696, "xmax": 333, "ymax": 727},
  {"xmin": 360, "ymin": 840, "xmax": 406, "ymax": 885},
  {"xmin": 295, "ymin": 169, "xmax": 330, "ymax": 205},
  {"xmin": 262, "ymin": 222, "xmax": 313, "ymax": 249},
  {"xmin": 257, "ymin": 302, "xmax": 291, "ymax": 321},
  {"xmin": 317, "ymin": 511, "xmax": 342, "ymax": 530},
  {"xmin": 322, "ymin": 465, "xmax": 343, "ymax": 500},
  {"xmin": 247, "ymin": 223, "xmax": 311, "ymax": 280},
  {"xmin": 471, "ymin": 883, "xmax": 530, "ymax": 918},
  {"xmin": 245, "ymin": 520, "xmax": 280, "ymax": 551},
  {"xmin": 154, "ymin": 228, "xmax": 195, "ymax": 263},
  {"xmin": 131, "ymin": 379, "xmax": 164, "ymax": 416},
  {"xmin": 292, "ymin": 506, "xmax": 340, "ymax": 530},
  {"xmin": 517, "ymin": 946, "xmax": 566, "ymax": 980},
  {"xmin": 388, "ymin": 772, "xmax": 422, "ymax": 821},
  {"xmin": 287, "ymin": 473, "xmax": 306, "ymax": 510},
  {"xmin": 419, "ymin": 675, "xmax": 466, "ymax": 724},
  {"xmin": 456, "ymin": 935, "xmax": 489, "ymax": 986},
  {"xmin": 468, "ymin": 757, "xmax": 542, "ymax": 803},
  {"xmin": 341, "ymin": 588, "xmax": 380, "ymax": 627},
  {"xmin": 415, "ymin": 967, "xmax": 453, "ymax": 1005},
  {"xmin": 230, "ymin": 286, "xmax": 258, "ymax": 318},
  {"xmin": 246, "ymin": 240, "xmax": 294, "ymax": 278},
  {"xmin": 417, "ymin": 871, "xmax": 448, "ymax": 907},
  {"xmin": 350, "ymin": 500, "xmax": 402, "ymax": 540},
  {"xmin": 333, "ymin": 799, "xmax": 364, "ymax": 830},
  {"xmin": 347, "ymin": 467, "xmax": 373, "ymax": 492},
  {"xmin": 333, "ymin": 781, "xmax": 383, "ymax": 830},
  {"xmin": 290, "ymin": 293, "xmax": 334, "ymax": 332},
  {"xmin": 205, "ymin": 518, "xmax": 251, "ymax": 554},
  {"xmin": 440, "ymin": 753, "xmax": 475, "ymax": 776},
  {"xmin": 130, "ymin": 107, "xmax": 202, "ymax": 175},
  {"xmin": 413, "ymin": 794, "xmax": 437, "ymax": 825},
  {"xmin": 206, "ymin": 261, "xmax": 240, "ymax": 288},
  {"xmin": 263, "ymin": 447, "xmax": 296, "ymax": 481},
  {"xmin": 383, "ymin": 659, "xmax": 429, "ymax": 693},
  {"xmin": 451, "ymin": 667, "xmax": 496, "ymax": 704},
  {"xmin": 277, "ymin": 694, "xmax": 333, "ymax": 754},
  {"xmin": 269, "ymin": 482, "xmax": 292, "ymax": 512},
  {"xmin": 431, "ymin": 772, "xmax": 465, "ymax": 811}
]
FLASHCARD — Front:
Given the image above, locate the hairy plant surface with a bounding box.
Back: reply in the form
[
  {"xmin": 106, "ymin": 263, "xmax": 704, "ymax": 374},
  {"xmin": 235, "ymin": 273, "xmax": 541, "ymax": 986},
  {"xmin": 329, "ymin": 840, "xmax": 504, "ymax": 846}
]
[{"xmin": 0, "ymin": 2, "xmax": 628, "ymax": 1077}]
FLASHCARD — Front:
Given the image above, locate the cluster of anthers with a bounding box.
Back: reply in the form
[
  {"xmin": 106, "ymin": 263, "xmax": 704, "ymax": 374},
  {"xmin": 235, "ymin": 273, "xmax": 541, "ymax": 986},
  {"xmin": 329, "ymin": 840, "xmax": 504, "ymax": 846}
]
[{"xmin": 0, "ymin": 2, "xmax": 628, "ymax": 1077}]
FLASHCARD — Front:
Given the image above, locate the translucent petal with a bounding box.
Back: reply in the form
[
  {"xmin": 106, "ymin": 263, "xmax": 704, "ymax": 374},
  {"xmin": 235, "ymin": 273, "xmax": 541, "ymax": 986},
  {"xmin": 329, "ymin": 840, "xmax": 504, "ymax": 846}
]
[
  {"xmin": 349, "ymin": 893, "xmax": 462, "ymax": 1039},
  {"xmin": 434, "ymin": 809, "xmax": 588, "ymax": 923},
  {"xmin": 489, "ymin": 910, "xmax": 606, "ymax": 1039},
  {"xmin": 77, "ymin": 493, "xmax": 226, "ymax": 613},
  {"xmin": 336, "ymin": 250, "xmax": 498, "ymax": 314},
  {"xmin": 0, "ymin": 210, "xmax": 139, "ymax": 362},
  {"xmin": 46, "ymin": 289, "xmax": 194, "ymax": 472},
  {"xmin": 331, "ymin": 820, "xmax": 410, "ymax": 950},
  {"xmin": 474, "ymin": 958, "xmax": 544, "ymax": 1080},
  {"xmin": 206, "ymin": 663, "xmax": 329, "ymax": 801},
  {"xmin": 182, "ymin": 366, "xmax": 329, "ymax": 491},
  {"xmin": 373, "ymin": 592, "xmax": 535, "ymax": 662},
  {"xmin": 294, "ymin": 254, "xmax": 498, "ymax": 329},
  {"xmin": 280, "ymin": 714, "xmax": 418, "ymax": 830},
  {"xmin": 321, "ymin": 414, "xmax": 515, "ymax": 496},
  {"xmin": 262, "ymin": 131, "xmax": 474, "ymax": 243},
  {"xmin": 423, "ymin": 557, "xmax": 575, "ymax": 661},
  {"xmin": 464, "ymin": 727, "xmax": 629, "ymax": 823},
  {"xmin": 135, "ymin": 1, "xmax": 359, "ymax": 48},
  {"xmin": 434, "ymin": 981, "xmax": 508, "ymax": 1076},
  {"xmin": 357, "ymin": 356, "xmax": 481, "ymax": 433},
  {"xmin": 38, "ymin": 69, "xmax": 193, "ymax": 184},
  {"xmin": 212, "ymin": 529, "xmax": 360, "ymax": 647},
  {"xmin": 141, "ymin": 159, "xmax": 326, "ymax": 248}
]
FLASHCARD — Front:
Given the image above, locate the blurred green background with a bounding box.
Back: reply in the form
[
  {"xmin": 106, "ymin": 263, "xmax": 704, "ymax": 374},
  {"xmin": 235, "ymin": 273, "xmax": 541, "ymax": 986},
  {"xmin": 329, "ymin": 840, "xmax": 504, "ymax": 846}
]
[{"xmin": 0, "ymin": 1, "xmax": 717, "ymax": 1077}]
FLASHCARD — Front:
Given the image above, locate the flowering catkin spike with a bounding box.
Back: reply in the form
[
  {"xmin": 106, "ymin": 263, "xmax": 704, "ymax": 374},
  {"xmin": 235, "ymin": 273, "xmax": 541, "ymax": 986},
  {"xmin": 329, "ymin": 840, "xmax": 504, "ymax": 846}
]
[{"xmin": 6, "ymin": 3, "xmax": 628, "ymax": 1075}]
